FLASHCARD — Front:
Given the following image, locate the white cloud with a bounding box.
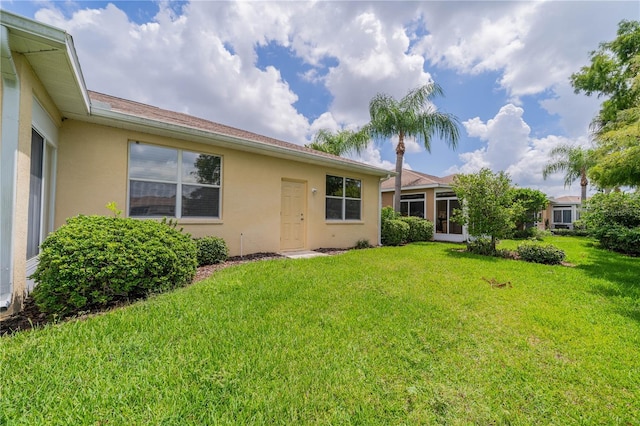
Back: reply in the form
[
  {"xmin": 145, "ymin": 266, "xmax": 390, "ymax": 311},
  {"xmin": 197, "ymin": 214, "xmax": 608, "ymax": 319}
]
[
  {"xmin": 348, "ymin": 145, "xmax": 395, "ymax": 171},
  {"xmin": 450, "ymin": 104, "xmax": 592, "ymax": 197},
  {"xmin": 35, "ymin": 2, "xmax": 311, "ymax": 144}
]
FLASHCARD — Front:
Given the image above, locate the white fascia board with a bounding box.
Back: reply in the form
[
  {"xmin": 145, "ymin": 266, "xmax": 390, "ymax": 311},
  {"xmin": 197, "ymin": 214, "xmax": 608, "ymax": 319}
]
[
  {"xmin": 87, "ymin": 106, "xmax": 392, "ymax": 177},
  {"xmin": 0, "ymin": 11, "xmax": 68, "ymax": 44},
  {"xmin": 63, "ymin": 33, "xmax": 90, "ymax": 114}
]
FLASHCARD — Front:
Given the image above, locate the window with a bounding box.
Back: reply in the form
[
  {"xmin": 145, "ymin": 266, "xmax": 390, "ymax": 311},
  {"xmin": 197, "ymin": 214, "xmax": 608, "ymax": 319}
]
[
  {"xmin": 325, "ymin": 175, "xmax": 361, "ymax": 220},
  {"xmin": 552, "ymin": 207, "xmax": 573, "ymax": 224},
  {"xmin": 435, "ymin": 192, "xmax": 462, "ymax": 235},
  {"xmin": 129, "ymin": 142, "xmax": 221, "ymax": 218},
  {"xmin": 400, "ymin": 193, "xmax": 425, "ymax": 218}
]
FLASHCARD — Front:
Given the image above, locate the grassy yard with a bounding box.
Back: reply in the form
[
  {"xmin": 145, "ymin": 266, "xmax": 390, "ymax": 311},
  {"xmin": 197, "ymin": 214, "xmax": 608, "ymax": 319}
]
[{"xmin": 1, "ymin": 237, "xmax": 639, "ymax": 424}]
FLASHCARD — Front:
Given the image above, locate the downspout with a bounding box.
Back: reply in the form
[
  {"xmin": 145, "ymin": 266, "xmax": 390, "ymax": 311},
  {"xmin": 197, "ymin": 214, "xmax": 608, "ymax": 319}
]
[
  {"xmin": 378, "ymin": 175, "xmax": 390, "ymax": 246},
  {"xmin": 0, "ymin": 25, "xmax": 19, "ymax": 309}
]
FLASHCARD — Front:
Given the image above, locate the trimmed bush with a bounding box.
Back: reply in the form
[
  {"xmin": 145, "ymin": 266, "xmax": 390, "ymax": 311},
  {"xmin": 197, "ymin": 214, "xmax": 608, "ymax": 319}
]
[
  {"xmin": 381, "ymin": 206, "xmax": 400, "ymax": 222},
  {"xmin": 552, "ymin": 228, "xmax": 590, "ymax": 237},
  {"xmin": 596, "ymin": 225, "xmax": 640, "ymax": 256},
  {"xmin": 400, "ymin": 216, "xmax": 434, "ymax": 242},
  {"xmin": 196, "ymin": 236, "xmax": 229, "ymax": 266},
  {"xmin": 354, "ymin": 239, "xmax": 372, "ymax": 249},
  {"xmin": 466, "ymin": 238, "xmax": 496, "ymax": 256},
  {"xmin": 582, "ymin": 192, "xmax": 640, "ymax": 255},
  {"xmin": 516, "ymin": 242, "xmax": 566, "ymax": 265},
  {"xmin": 30, "ymin": 215, "xmax": 197, "ymax": 319},
  {"xmin": 381, "ymin": 219, "xmax": 409, "ymax": 246}
]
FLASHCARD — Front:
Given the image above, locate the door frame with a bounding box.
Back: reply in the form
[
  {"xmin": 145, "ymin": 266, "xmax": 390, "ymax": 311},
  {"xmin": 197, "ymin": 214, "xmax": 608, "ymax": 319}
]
[{"xmin": 280, "ymin": 179, "xmax": 307, "ymax": 251}]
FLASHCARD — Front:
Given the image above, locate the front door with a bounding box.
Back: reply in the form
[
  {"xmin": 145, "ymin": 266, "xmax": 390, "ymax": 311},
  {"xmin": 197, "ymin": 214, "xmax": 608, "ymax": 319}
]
[{"xmin": 280, "ymin": 180, "xmax": 306, "ymax": 251}]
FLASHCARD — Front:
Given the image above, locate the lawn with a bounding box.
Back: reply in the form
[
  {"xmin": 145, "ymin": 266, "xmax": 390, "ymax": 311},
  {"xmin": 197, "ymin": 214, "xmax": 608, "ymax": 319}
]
[{"xmin": 1, "ymin": 237, "xmax": 639, "ymax": 424}]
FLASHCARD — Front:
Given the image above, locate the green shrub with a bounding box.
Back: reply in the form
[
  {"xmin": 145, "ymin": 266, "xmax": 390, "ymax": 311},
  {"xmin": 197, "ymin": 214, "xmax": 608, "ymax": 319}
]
[
  {"xmin": 381, "ymin": 206, "xmax": 400, "ymax": 222},
  {"xmin": 355, "ymin": 239, "xmax": 372, "ymax": 249},
  {"xmin": 516, "ymin": 242, "xmax": 566, "ymax": 265},
  {"xmin": 552, "ymin": 228, "xmax": 590, "ymax": 237},
  {"xmin": 381, "ymin": 219, "xmax": 409, "ymax": 246},
  {"xmin": 400, "ymin": 216, "xmax": 434, "ymax": 242},
  {"xmin": 582, "ymin": 192, "xmax": 640, "ymax": 255},
  {"xmin": 195, "ymin": 236, "xmax": 229, "ymax": 266},
  {"xmin": 466, "ymin": 238, "xmax": 496, "ymax": 256},
  {"xmin": 30, "ymin": 215, "xmax": 197, "ymax": 319},
  {"xmin": 596, "ymin": 225, "xmax": 640, "ymax": 256}
]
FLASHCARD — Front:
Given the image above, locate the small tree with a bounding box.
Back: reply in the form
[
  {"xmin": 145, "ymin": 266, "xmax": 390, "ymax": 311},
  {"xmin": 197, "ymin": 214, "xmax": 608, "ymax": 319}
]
[
  {"xmin": 509, "ymin": 187, "xmax": 549, "ymax": 232},
  {"xmin": 451, "ymin": 169, "xmax": 522, "ymax": 253}
]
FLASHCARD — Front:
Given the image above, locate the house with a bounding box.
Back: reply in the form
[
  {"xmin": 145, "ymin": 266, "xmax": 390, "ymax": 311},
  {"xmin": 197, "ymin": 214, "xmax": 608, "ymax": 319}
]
[
  {"xmin": 541, "ymin": 196, "xmax": 583, "ymax": 230},
  {"xmin": 381, "ymin": 169, "xmax": 468, "ymax": 242},
  {"xmin": 0, "ymin": 11, "xmax": 391, "ymax": 317}
]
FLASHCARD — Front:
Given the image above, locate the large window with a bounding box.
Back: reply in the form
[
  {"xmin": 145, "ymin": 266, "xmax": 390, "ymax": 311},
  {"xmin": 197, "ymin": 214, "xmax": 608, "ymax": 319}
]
[
  {"xmin": 325, "ymin": 175, "xmax": 361, "ymax": 220},
  {"xmin": 129, "ymin": 142, "xmax": 221, "ymax": 218},
  {"xmin": 400, "ymin": 193, "xmax": 426, "ymax": 218},
  {"xmin": 553, "ymin": 207, "xmax": 573, "ymax": 224}
]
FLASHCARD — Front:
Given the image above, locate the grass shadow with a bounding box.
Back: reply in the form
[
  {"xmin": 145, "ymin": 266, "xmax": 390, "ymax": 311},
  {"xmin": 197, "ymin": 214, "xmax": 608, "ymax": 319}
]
[{"xmin": 577, "ymin": 245, "xmax": 640, "ymax": 322}]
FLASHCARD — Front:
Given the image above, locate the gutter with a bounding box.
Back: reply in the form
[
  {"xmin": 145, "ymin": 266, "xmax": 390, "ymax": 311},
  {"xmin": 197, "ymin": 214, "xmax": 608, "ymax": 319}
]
[{"xmin": 0, "ymin": 24, "xmax": 19, "ymax": 309}]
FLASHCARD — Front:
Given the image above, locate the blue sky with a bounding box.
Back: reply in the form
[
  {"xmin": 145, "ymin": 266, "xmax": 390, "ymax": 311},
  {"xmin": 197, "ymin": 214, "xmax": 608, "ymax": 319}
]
[{"xmin": 3, "ymin": 0, "xmax": 638, "ymax": 196}]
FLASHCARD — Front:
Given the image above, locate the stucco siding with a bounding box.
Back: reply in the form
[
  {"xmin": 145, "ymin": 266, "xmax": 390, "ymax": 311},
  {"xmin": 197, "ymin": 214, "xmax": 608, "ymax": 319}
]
[{"xmin": 56, "ymin": 119, "xmax": 380, "ymax": 256}]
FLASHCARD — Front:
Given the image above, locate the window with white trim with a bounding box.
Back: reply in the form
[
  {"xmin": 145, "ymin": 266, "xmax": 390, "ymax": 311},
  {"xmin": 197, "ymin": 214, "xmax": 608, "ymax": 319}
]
[
  {"xmin": 128, "ymin": 142, "xmax": 221, "ymax": 218},
  {"xmin": 552, "ymin": 207, "xmax": 573, "ymax": 224},
  {"xmin": 325, "ymin": 175, "xmax": 361, "ymax": 220},
  {"xmin": 400, "ymin": 193, "xmax": 426, "ymax": 218}
]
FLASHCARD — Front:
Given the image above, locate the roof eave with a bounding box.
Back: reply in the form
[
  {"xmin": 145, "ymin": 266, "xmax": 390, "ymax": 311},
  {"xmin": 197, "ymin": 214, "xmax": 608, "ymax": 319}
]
[
  {"xmin": 85, "ymin": 105, "xmax": 393, "ymax": 177},
  {"xmin": 380, "ymin": 183, "xmax": 451, "ymax": 192},
  {"xmin": 1, "ymin": 10, "xmax": 90, "ymax": 116}
]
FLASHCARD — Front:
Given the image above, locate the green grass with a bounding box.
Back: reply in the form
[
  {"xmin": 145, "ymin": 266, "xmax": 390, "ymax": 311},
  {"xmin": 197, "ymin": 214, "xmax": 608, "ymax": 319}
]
[{"xmin": 2, "ymin": 237, "xmax": 639, "ymax": 424}]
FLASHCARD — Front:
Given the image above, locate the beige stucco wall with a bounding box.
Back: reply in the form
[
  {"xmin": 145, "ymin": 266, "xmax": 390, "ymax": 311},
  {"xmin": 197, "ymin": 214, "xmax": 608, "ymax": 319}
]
[
  {"xmin": 1, "ymin": 54, "xmax": 62, "ymax": 317},
  {"xmin": 56, "ymin": 119, "xmax": 381, "ymax": 256}
]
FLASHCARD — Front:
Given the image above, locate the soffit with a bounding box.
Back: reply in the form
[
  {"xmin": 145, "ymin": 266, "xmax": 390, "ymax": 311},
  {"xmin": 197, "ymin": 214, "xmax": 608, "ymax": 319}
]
[{"xmin": 2, "ymin": 11, "xmax": 89, "ymax": 116}]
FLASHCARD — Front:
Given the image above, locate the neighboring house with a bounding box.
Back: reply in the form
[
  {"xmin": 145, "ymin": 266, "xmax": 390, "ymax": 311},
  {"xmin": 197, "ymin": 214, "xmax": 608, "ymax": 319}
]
[
  {"xmin": 0, "ymin": 11, "xmax": 391, "ymax": 317},
  {"xmin": 541, "ymin": 196, "xmax": 583, "ymax": 230},
  {"xmin": 381, "ymin": 169, "xmax": 467, "ymax": 242}
]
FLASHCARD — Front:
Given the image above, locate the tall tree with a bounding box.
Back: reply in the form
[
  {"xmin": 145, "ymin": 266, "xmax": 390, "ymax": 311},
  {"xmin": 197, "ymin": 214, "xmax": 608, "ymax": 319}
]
[
  {"xmin": 570, "ymin": 19, "xmax": 640, "ymax": 188},
  {"xmin": 368, "ymin": 83, "xmax": 460, "ymax": 212},
  {"xmin": 306, "ymin": 128, "xmax": 370, "ymax": 157},
  {"xmin": 542, "ymin": 144, "xmax": 594, "ymax": 203}
]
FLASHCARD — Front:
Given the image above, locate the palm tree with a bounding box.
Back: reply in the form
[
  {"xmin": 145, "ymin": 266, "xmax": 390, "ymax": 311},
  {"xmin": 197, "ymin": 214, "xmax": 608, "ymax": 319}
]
[
  {"xmin": 306, "ymin": 128, "xmax": 370, "ymax": 157},
  {"xmin": 368, "ymin": 83, "xmax": 460, "ymax": 212},
  {"xmin": 542, "ymin": 144, "xmax": 594, "ymax": 203}
]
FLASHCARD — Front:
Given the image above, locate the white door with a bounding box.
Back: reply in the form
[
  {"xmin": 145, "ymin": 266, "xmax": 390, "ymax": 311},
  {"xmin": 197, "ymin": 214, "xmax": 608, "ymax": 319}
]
[{"xmin": 281, "ymin": 180, "xmax": 306, "ymax": 251}]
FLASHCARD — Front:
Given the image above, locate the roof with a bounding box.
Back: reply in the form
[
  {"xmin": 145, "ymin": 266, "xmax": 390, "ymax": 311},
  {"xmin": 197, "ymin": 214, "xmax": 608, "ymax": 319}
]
[
  {"xmin": 1, "ymin": 10, "xmax": 89, "ymax": 116},
  {"xmin": 381, "ymin": 169, "xmax": 455, "ymax": 191},
  {"xmin": 87, "ymin": 91, "xmax": 392, "ymax": 176},
  {"xmin": 2, "ymin": 9, "xmax": 392, "ymax": 178},
  {"xmin": 550, "ymin": 196, "xmax": 582, "ymax": 205}
]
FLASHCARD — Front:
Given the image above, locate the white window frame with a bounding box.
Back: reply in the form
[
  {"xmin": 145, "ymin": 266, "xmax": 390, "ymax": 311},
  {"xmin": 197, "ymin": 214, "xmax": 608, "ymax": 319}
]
[
  {"xmin": 325, "ymin": 175, "xmax": 362, "ymax": 221},
  {"xmin": 26, "ymin": 99, "xmax": 58, "ymax": 293},
  {"xmin": 434, "ymin": 190, "xmax": 463, "ymax": 235},
  {"xmin": 127, "ymin": 141, "xmax": 222, "ymax": 219},
  {"xmin": 400, "ymin": 193, "xmax": 426, "ymax": 218},
  {"xmin": 552, "ymin": 206, "xmax": 573, "ymax": 225}
]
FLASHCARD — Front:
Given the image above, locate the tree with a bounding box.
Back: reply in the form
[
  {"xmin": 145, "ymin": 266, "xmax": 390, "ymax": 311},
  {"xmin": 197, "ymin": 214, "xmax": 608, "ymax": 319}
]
[
  {"xmin": 451, "ymin": 169, "xmax": 521, "ymax": 253},
  {"xmin": 570, "ymin": 19, "xmax": 640, "ymax": 188},
  {"xmin": 509, "ymin": 187, "xmax": 548, "ymax": 232},
  {"xmin": 306, "ymin": 128, "xmax": 370, "ymax": 157},
  {"xmin": 571, "ymin": 20, "xmax": 640, "ymax": 130},
  {"xmin": 542, "ymin": 144, "xmax": 594, "ymax": 203},
  {"xmin": 368, "ymin": 83, "xmax": 460, "ymax": 212}
]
